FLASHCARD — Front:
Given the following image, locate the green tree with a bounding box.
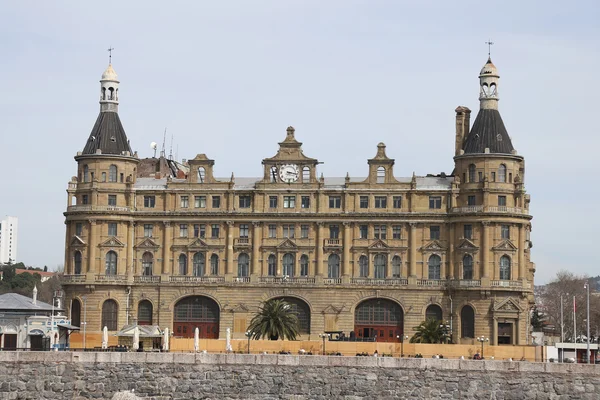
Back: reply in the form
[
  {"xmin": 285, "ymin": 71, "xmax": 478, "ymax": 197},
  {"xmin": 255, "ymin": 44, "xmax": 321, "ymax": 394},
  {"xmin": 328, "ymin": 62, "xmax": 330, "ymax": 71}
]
[
  {"xmin": 531, "ymin": 306, "xmax": 544, "ymax": 332},
  {"xmin": 410, "ymin": 318, "xmax": 448, "ymax": 343},
  {"xmin": 247, "ymin": 299, "xmax": 300, "ymax": 341}
]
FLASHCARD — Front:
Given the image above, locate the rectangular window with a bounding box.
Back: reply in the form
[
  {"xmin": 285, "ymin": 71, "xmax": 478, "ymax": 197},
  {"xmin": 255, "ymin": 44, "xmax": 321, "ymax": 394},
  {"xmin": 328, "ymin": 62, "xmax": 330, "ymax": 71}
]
[
  {"xmin": 301, "ymin": 225, "xmax": 309, "ymax": 238},
  {"xmin": 491, "ymin": 172, "xmax": 496, "ymax": 182},
  {"xmin": 283, "ymin": 196, "xmax": 296, "ymax": 208},
  {"xmin": 359, "ymin": 225, "xmax": 368, "ymax": 239},
  {"xmin": 180, "ymin": 196, "xmax": 189, "ymax": 208},
  {"xmin": 498, "ymin": 195, "xmax": 507, "ymax": 207},
  {"xmin": 501, "ymin": 225, "xmax": 510, "ymax": 239},
  {"xmin": 82, "ymin": 195, "xmax": 88, "ymax": 205},
  {"xmin": 108, "ymin": 195, "xmax": 117, "ymax": 206},
  {"xmin": 393, "ymin": 196, "xmax": 402, "ymax": 209},
  {"xmin": 301, "ymin": 196, "xmax": 310, "ymax": 209},
  {"xmin": 211, "ymin": 224, "xmax": 220, "ymax": 239},
  {"xmin": 144, "ymin": 224, "xmax": 153, "ymax": 237},
  {"xmin": 430, "ymin": 225, "xmax": 440, "ymax": 240},
  {"xmin": 392, "ymin": 225, "xmax": 401, "ymax": 239},
  {"xmin": 144, "ymin": 195, "xmax": 156, "ymax": 208},
  {"xmin": 269, "ymin": 196, "xmax": 278, "ymax": 208},
  {"xmin": 464, "ymin": 224, "xmax": 472, "ymax": 240},
  {"xmin": 374, "ymin": 225, "xmax": 387, "ymax": 240},
  {"xmin": 195, "ymin": 195, "xmax": 206, "ymax": 208},
  {"xmin": 75, "ymin": 223, "xmax": 83, "ymax": 236},
  {"xmin": 478, "ymin": 171, "xmax": 483, "ymax": 182},
  {"xmin": 239, "ymin": 195, "xmax": 251, "ymax": 208},
  {"xmin": 329, "ymin": 196, "xmax": 341, "ymax": 209},
  {"xmin": 194, "ymin": 224, "xmax": 206, "ymax": 238},
  {"xmin": 239, "ymin": 224, "xmax": 249, "ymax": 238},
  {"xmin": 212, "ymin": 196, "xmax": 221, "ymax": 208},
  {"xmin": 429, "ymin": 196, "xmax": 442, "ymax": 209},
  {"xmin": 329, "ymin": 225, "xmax": 339, "ymax": 239},
  {"xmin": 179, "ymin": 224, "xmax": 188, "ymax": 237},
  {"xmin": 359, "ymin": 196, "xmax": 369, "ymax": 209},
  {"xmin": 374, "ymin": 196, "xmax": 387, "ymax": 209},
  {"xmin": 467, "ymin": 195, "xmax": 476, "ymax": 206},
  {"xmin": 108, "ymin": 223, "xmax": 117, "ymax": 236},
  {"xmin": 283, "ymin": 224, "xmax": 295, "ymax": 238},
  {"xmin": 268, "ymin": 224, "xmax": 277, "ymax": 238}
]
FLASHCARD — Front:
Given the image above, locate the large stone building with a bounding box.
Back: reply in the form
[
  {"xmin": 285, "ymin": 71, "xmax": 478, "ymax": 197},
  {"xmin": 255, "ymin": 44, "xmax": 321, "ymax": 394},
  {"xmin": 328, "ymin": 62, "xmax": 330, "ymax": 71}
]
[
  {"xmin": 0, "ymin": 216, "xmax": 18, "ymax": 264},
  {"xmin": 62, "ymin": 57, "xmax": 535, "ymax": 345}
]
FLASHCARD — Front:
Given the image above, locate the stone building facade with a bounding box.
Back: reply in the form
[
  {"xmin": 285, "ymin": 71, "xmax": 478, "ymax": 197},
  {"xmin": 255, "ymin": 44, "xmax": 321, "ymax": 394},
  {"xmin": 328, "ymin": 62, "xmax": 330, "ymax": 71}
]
[{"xmin": 62, "ymin": 58, "xmax": 535, "ymax": 345}]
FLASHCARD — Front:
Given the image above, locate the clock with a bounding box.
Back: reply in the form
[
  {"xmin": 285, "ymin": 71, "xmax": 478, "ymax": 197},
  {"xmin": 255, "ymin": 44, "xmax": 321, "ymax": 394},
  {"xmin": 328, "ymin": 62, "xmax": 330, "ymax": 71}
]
[{"xmin": 279, "ymin": 164, "xmax": 299, "ymax": 182}]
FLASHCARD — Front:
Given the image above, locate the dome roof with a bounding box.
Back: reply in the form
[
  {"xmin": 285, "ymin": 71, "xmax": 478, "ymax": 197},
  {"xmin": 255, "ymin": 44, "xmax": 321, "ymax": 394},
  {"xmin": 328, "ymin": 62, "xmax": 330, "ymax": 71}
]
[
  {"xmin": 479, "ymin": 58, "xmax": 498, "ymax": 77},
  {"xmin": 101, "ymin": 64, "xmax": 118, "ymax": 81}
]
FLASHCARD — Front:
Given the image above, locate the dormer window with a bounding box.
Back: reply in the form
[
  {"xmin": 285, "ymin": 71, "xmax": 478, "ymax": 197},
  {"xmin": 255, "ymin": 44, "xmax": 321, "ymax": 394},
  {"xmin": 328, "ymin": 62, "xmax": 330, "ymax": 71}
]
[
  {"xmin": 302, "ymin": 166, "xmax": 310, "ymax": 182},
  {"xmin": 198, "ymin": 167, "xmax": 206, "ymax": 183},
  {"xmin": 110, "ymin": 136, "xmax": 116, "ymax": 142},
  {"xmin": 377, "ymin": 167, "xmax": 385, "ymax": 183}
]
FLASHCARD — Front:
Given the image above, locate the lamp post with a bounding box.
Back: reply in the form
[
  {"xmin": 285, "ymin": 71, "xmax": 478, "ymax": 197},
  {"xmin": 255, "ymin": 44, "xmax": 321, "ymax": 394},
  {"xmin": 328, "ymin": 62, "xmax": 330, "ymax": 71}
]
[
  {"xmin": 584, "ymin": 281, "xmax": 591, "ymax": 364},
  {"xmin": 477, "ymin": 336, "xmax": 489, "ymax": 359},
  {"xmin": 245, "ymin": 331, "xmax": 252, "ymax": 354},
  {"xmin": 319, "ymin": 333, "xmax": 329, "ymax": 355},
  {"xmin": 440, "ymin": 322, "xmax": 451, "ymax": 344},
  {"xmin": 397, "ymin": 334, "xmax": 409, "ymax": 357}
]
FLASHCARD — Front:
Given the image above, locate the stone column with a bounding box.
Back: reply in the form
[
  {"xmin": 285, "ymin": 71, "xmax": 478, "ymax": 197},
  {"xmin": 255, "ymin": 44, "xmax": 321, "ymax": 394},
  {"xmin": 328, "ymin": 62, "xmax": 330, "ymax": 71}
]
[
  {"xmin": 481, "ymin": 222, "xmax": 490, "ymax": 281},
  {"xmin": 448, "ymin": 223, "xmax": 455, "ymax": 279},
  {"xmin": 226, "ymin": 221, "xmax": 234, "ymax": 278},
  {"xmin": 409, "ymin": 223, "xmax": 417, "ymax": 278},
  {"xmin": 87, "ymin": 220, "xmax": 97, "ymax": 278},
  {"xmin": 162, "ymin": 222, "xmax": 172, "ymax": 275},
  {"xmin": 316, "ymin": 222, "xmax": 324, "ymax": 276},
  {"xmin": 126, "ymin": 221, "xmax": 135, "ymax": 281},
  {"xmin": 492, "ymin": 317, "xmax": 498, "ymax": 346},
  {"xmin": 342, "ymin": 222, "xmax": 351, "ymax": 279},
  {"xmin": 251, "ymin": 222, "xmax": 261, "ymax": 277},
  {"xmin": 64, "ymin": 222, "xmax": 70, "ymax": 274},
  {"xmin": 519, "ymin": 224, "xmax": 526, "ymax": 281}
]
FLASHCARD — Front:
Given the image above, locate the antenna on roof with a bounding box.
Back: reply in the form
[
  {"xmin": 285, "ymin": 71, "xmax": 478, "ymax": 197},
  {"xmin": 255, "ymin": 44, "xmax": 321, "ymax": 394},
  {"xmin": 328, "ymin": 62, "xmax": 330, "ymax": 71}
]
[
  {"xmin": 107, "ymin": 46, "xmax": 114, "ymax": 64},
  {"xmin": 160, "ymin": 128, "xmax": 166, "ymax": 158},
  {"xmin": 169, "ymin": 131, "xmax": 173, "ymax": 160},
  {"xmin": 485, "ymin": 39, "xmax": 494, "ymax": 58}
]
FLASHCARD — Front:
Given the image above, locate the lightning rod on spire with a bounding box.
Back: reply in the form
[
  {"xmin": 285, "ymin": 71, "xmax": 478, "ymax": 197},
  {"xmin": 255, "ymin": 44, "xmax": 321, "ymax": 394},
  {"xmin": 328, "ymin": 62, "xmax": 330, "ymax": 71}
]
[
  {"xmin": 107, "ymin": 46, "xmax": 114, "ymax": 64},
  {"xmin": 485, "ymin": 40, "xmax": 494, "ymax": 58}
]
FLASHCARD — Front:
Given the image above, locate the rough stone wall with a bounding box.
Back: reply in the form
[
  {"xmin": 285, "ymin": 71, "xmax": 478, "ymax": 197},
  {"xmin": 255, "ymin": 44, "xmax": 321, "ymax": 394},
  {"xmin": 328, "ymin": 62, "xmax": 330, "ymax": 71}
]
[{"xmin": 0, "ymin": 352, "xmax": 598, "ymax": 400}]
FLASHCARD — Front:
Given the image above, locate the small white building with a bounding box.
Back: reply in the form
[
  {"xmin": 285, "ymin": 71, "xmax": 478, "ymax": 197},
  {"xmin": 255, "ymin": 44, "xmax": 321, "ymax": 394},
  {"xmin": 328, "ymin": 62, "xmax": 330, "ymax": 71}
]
[{"xmin": 0, "ymin": 216, "xmax": 18, "ymax": 264}]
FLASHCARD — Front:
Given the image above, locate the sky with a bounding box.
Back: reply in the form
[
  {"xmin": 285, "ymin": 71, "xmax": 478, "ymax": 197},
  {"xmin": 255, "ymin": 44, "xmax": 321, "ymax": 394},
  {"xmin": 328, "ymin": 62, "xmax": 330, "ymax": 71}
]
[{"xmin": 0, "ymin": 1, "xmax": 598, "ymax": 284}]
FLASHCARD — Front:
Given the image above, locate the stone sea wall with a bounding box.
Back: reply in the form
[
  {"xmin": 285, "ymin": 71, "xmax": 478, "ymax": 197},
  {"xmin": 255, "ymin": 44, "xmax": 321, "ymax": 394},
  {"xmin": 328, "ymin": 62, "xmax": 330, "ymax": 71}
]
[{"xmin": 0, "ymin": 352, "xmax": 599, "ymax": 399}]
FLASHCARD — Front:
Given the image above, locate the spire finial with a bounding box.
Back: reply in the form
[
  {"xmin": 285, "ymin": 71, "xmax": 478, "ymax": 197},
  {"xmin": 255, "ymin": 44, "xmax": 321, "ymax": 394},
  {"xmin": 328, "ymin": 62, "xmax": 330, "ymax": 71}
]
[
  {"xmin": 485, "ymin": 40, "xmax": 494, "ymax": 58},
  {"xmin": 107, "ymin": 46, "xmax": 114, "ymax": 64}
]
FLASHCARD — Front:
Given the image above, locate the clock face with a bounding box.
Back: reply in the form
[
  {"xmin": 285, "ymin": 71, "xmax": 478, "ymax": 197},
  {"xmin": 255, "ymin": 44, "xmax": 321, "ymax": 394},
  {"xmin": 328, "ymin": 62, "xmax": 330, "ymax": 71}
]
[{"xmin": 279, "ymin": 164, "xmax": 299, "ymax": 182}]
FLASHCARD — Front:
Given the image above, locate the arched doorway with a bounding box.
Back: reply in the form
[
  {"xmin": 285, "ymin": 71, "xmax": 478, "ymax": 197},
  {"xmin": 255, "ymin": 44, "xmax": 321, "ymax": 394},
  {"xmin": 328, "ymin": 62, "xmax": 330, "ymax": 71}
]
[
  {"xmin": 174, "ymin": 296, "xmax": 220, "ymax": 339},
  {"xmin": 461, "ymin": 305, "xmax": 475, "ymax": 338},
  {"xmin": 138, "ymin": 300, "xmax": 153, "ymax": 325},
  {"xmin": 354, "ymin": 298, "xmax": 404, "ymax": 342},
  {"xmin": 71, "ymin": 298, "xmax": 81, "ymax": 327},
  {"xmin": 426, "ymin": 304, "xmax": 443, "ymax": 322},
  {"xmin": 272, "ymin": 297, "xmax": 311, "ymax": 334}
]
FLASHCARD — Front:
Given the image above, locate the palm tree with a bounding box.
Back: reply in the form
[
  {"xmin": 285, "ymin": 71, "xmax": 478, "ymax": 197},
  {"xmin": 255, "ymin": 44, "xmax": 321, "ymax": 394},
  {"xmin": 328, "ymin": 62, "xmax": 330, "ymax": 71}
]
[
  {"xmin": 247, "ymin": 299, "xmax": 300, "ymax": 340},
  {"xmin": 409, "ymin": 318, "xmax": 448, "ymax": 343}
]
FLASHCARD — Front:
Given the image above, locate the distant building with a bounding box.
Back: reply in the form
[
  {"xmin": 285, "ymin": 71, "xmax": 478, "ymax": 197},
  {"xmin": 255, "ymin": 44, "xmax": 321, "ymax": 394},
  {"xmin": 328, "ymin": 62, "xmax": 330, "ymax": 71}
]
[
  {"xmin": 14, "ymin": 268, "xmax": 56, "ymax": 283},
  {"xmin": 0, "ymin": 216, "xmax": 18, "ymax": 264}
]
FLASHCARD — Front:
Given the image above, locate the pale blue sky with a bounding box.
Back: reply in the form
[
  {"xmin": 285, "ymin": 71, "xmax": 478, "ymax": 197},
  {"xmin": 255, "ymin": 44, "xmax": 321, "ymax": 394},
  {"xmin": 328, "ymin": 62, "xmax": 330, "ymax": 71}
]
[{"xmin": 1, "ymin": 1, "xmax": 598, "ymax": 283}]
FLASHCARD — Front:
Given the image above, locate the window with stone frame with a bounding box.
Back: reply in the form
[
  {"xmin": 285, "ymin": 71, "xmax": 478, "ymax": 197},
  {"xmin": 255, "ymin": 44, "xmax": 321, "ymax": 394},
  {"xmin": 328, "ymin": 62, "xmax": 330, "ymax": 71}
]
[
  {"xmin": 239, "ymin": 224, "xmax": 249, "ymax": 238},
  {"xmin": 428, "ymin": 255, "xmax": 441, "ymax": 280},
  {"xmin": 283, "ymin": 224, "xmax": 295, "ymax": 238},
  {"xmin": 498, "ymin": 195, "xmax": 507, "ymax": 207},
  {"xmin": 75, "ymin": 223, "xmax": 83, "ymax": 236},
  {"xmin": 268, "ymin": 254, "xmax": 277, "ymax": 276},
  {"xmin": 180, "ymin": 195, "xmax": 189, "ymax": 208},
  {"xmin": 144, "ymin": 195, "xmax": 155, "ymax": 208},
  {"xmin": 392, "ymin": 255, "xmax": 401, "ymax": 278},
  {"xmin": 359, "ymin": 255, "xmax": 369, "ymax": 277},
  {"xmin": 467, "ymin": 195, "xmax": 476, "ymax": 206},
  {"xmin": 283, "ymin": 196, "xmax": 296, "ymax": 208},
  {"xmin": 300, "ymin": 225, "xmax": 309, "ymax": 238},
  {"xmin": 211, "ymin": 224, "xmax": 220, "ymax": 239},
  {"xmin": 374, "ymin": 196, "xmax": 387, "ymax": 208},
  {"xmin": 359, "ymin": 225, "xmax": 368, "ymax": 239},
  {"xmin": 269, "ymin": 196, "xmax": 278, "ymax": 208},
  {"xmin": 392, "ymin": 196, "xmax": 402, "ymax": 209},
  {"xmin": 359, "ymin": 196, "xmax": 369, "ymax": 209},
  {"xmin": 462, "ymin": 254, "xmax": 473, "ymax": 280},
  {"xmin": 179, "ymin": 224, "xmax": 188, "ymax": 237},
  {"xmin": 430, "ymin": 225, "xmax": 440, "ymax": 240},
  {"xmin": 374, "ymin": 225, "xmax": 387, "ymax": 240},
  {"xmin": 301, "ymin": 196, "xmax": 310, "ymax": 208},
  {"xmin": 239, "ymin": 195, "xmax": 251, "ymax": 208},
  {"xmin": 329, "ymin": 196, "xmax": 341, "ymax": 208},
  {"xmin": 501, "ymin": 225, "xmax": 510, "ymax": 239},
  {"xmin": 463, "ymin": 224, "xmax": 472, "ymax": 239},
  {"xmin": 108, "ymin": 195, "xmax": 117, "ymax": 206},
  {"xmin": 195, "ymin": 195, "xmax": 206, "ymax": 208},
  {"xmin": 212, "ymin": 195, "xmax": 221, "ymax": 208},
  {"xmin": 101, "ymin": 300, "xmax": 118, "ymax": 331},
  {"xmin": 143, "ymin": 224, "xmax": 153, "ymax": 237},
  {"xmin": 329, "ymin": 225, "xmax": 339, "ymax": 239},
  {"xmin": 429, "ymin": 196, "xmax": 442, "ymax": 209},
  {"xmin": 109, "ymin": 165, "xmax": 118, "ymax": 182},
  {"xmin": 142, "ymin": 252, "xmax": 153, "ymax": 276},
  {"xmin": 392, "ymin": 225, "xmax": 401, "ymax": 239},
  {"xmin": 268, "ymin": 224, "xmax": 277, "ymax": 238},
  {"xmin": 300, "ymin": 255, "xmax": 309, "ymax": 276},
  {"xmin": 210, "ymin": 254, "xmax": 219, "ymax": 275},
  {"xmin": 108, "ymin": 223, "xmax": 118, "ymax": 236}
]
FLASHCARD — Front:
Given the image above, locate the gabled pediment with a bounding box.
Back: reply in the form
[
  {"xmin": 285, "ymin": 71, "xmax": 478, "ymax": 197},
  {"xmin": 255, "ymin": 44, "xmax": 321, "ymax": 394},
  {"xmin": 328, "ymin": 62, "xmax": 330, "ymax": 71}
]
[
  {"xmin": 420, "ymin": 240, "xmax": 446, "ymax": 252},
  {"xmin": 493, "ymin": 297, "xmax": 524, "ymax": 313},
  {"xmin": 70, "ymin": 235, "xmax": 86, "ymax": 247},
  {"xmin": 187, "ymin": 238, "xmax": 208, "ymax": 249},
  {"xmin": 230, "ymin": 303, "xmax": 250, "ymax": 313},
  {"xmin": 457, "ymin": 239, "xmax": 479, "ymax": 252},
  {"xmin": 368, "ymin": 240, "xmax": 389, "ymax": 250},
  {"xmin": 99, "ymin": 236, "xmax": 125, "ymax": 248},
  {"xmin": 322, "ymin": 304, "xmax": 343, "ymax": 314},
  {"xmin": 134, "ymin": 238, "xmax": 160, "ymax": 249},
  {"xmin": 492, "ymin": 239, "xmax": 518, "ymax": 252},
  {"xmin": 277, "ymin": 238, "xmax": 298, "ymax": 249}
]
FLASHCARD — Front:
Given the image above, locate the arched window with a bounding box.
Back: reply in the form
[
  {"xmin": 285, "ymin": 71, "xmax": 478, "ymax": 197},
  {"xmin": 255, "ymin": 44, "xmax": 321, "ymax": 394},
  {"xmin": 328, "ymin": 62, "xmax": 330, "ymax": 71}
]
[
  {"xmin": 238, "ymin": 253, "xmax": 249, "ymax": 277},
  {"xmin": 179, "ymin": 254, "xmax": 188, "ymax": 275},
  {"xmin": 108, "ymin": 87, "xmax": 114, "ymax": 100},
  {"xmin": 83, "ymin": 165, "xmax": 89, "ymax": 183},
  {"xmin": 468, "ymin": 164, "xmax": 476, "ymax": 183},
  {"xmin": 267, "ymin": 254, "xmax": 277, "ymax": 276},
  {"xmin": 101, "ymin": 172, "xmax": 107, "ymax": 182},
  {"xmin": 101, "ymin": 300, "xmax": 118, "ymax": 331},
  {"xmin": 499, "ymin": 256, "xmax": 511, "ymax": 280},
  {"xmin": 270, "ymin": 166, "xmax": 277, "ymax": 183},
  {"xmin": 498, "ymin": 164, "xmax": 507, "ymax": 183},
  {"xmin": 105, "ymin": 251, "xmax": 117, "ymax": 275},
  {"xmin": 428, "ymin": 254, "xmax": 441, "ymax": 280},
  {"xmin": 392, "ymin": 255, "xmax": 401, "ymax": 278},
  {"xmin": 193, "ymin": 252, "xmax": 205, "ymax": 276},
  {"xmin": 328, "ymin": 254, "xmax": 340, "ymax": 278},
  {"xmin": 463, "ymin": 254, "xmax": 473, "ymax": 280},
  {"xmin": 138, "ymin": 300, "xmax": 153, "ymax": 325},
  {"xmin": 174, "ymin": 296, "xmax": 220, "ymax": 339},
  {"xmin": 142, "ymin": 252, "xmax": 153, "ymax": 276},
  {"xmin": 102, "ymin": 87, "xmax": 106, "ymax": 100},
  {"xmin": 71, "ymin": 299, "xmax": 81, "ymax": 327},
  {"xmin": 359, "ymin": 255, "xmax": 369, "ymax": 277},
  {"xmin": 355, "ymin": 299, "xmax": 404, "ymax": 342},
  {"xmin": 198, "ymin": 167, "xmax": 206, "ymax": 183},
  {"xmin": 377, "ymin": 167, "xmax": 385, "ymax": 183},
  {"xmin": 283, "ymin": 253, "xmax": 295, "ymax": 277},
  {"xmin": 273, "ymin": 297, "xmax": 311, "ymax": 334},
  {"xmin": 426, "ymin": 304, "xmax": 443, "ymax": 322},
  {"xmin": 461, "ymin": 305, "xmax": 475, "ymax": 338},
  {"xmin": 302, "ymin": 166, "xmax": 310, "ymax": 182},
  {"xmin": 109, "ymin": 165, "xmax": 117, "ymax": 182},
  {"xmin": 374, "ymin": 254, "xmax": 386, "ymax": 279},
  {"xmin": 74, "ymin": 251, "xmax": 82, "ymax": 275},
  {"xmin": 300, "ymin": 255, "xmax": 309, "ymax": 276},
  {"xmin": 210, "ymin": 254, "xmax": 219, "ymax": 275}
]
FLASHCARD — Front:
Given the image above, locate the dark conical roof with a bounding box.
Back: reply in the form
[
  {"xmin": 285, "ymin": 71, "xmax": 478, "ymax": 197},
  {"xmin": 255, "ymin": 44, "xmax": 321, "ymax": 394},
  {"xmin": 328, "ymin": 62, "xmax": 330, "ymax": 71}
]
[
  {"xmin": 82, "ymin": 112, "xmax": 132, "ymax": 155},
  {"xmin": 462, "ymin": 109, "xmax": 514, "ymax": 154}
]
